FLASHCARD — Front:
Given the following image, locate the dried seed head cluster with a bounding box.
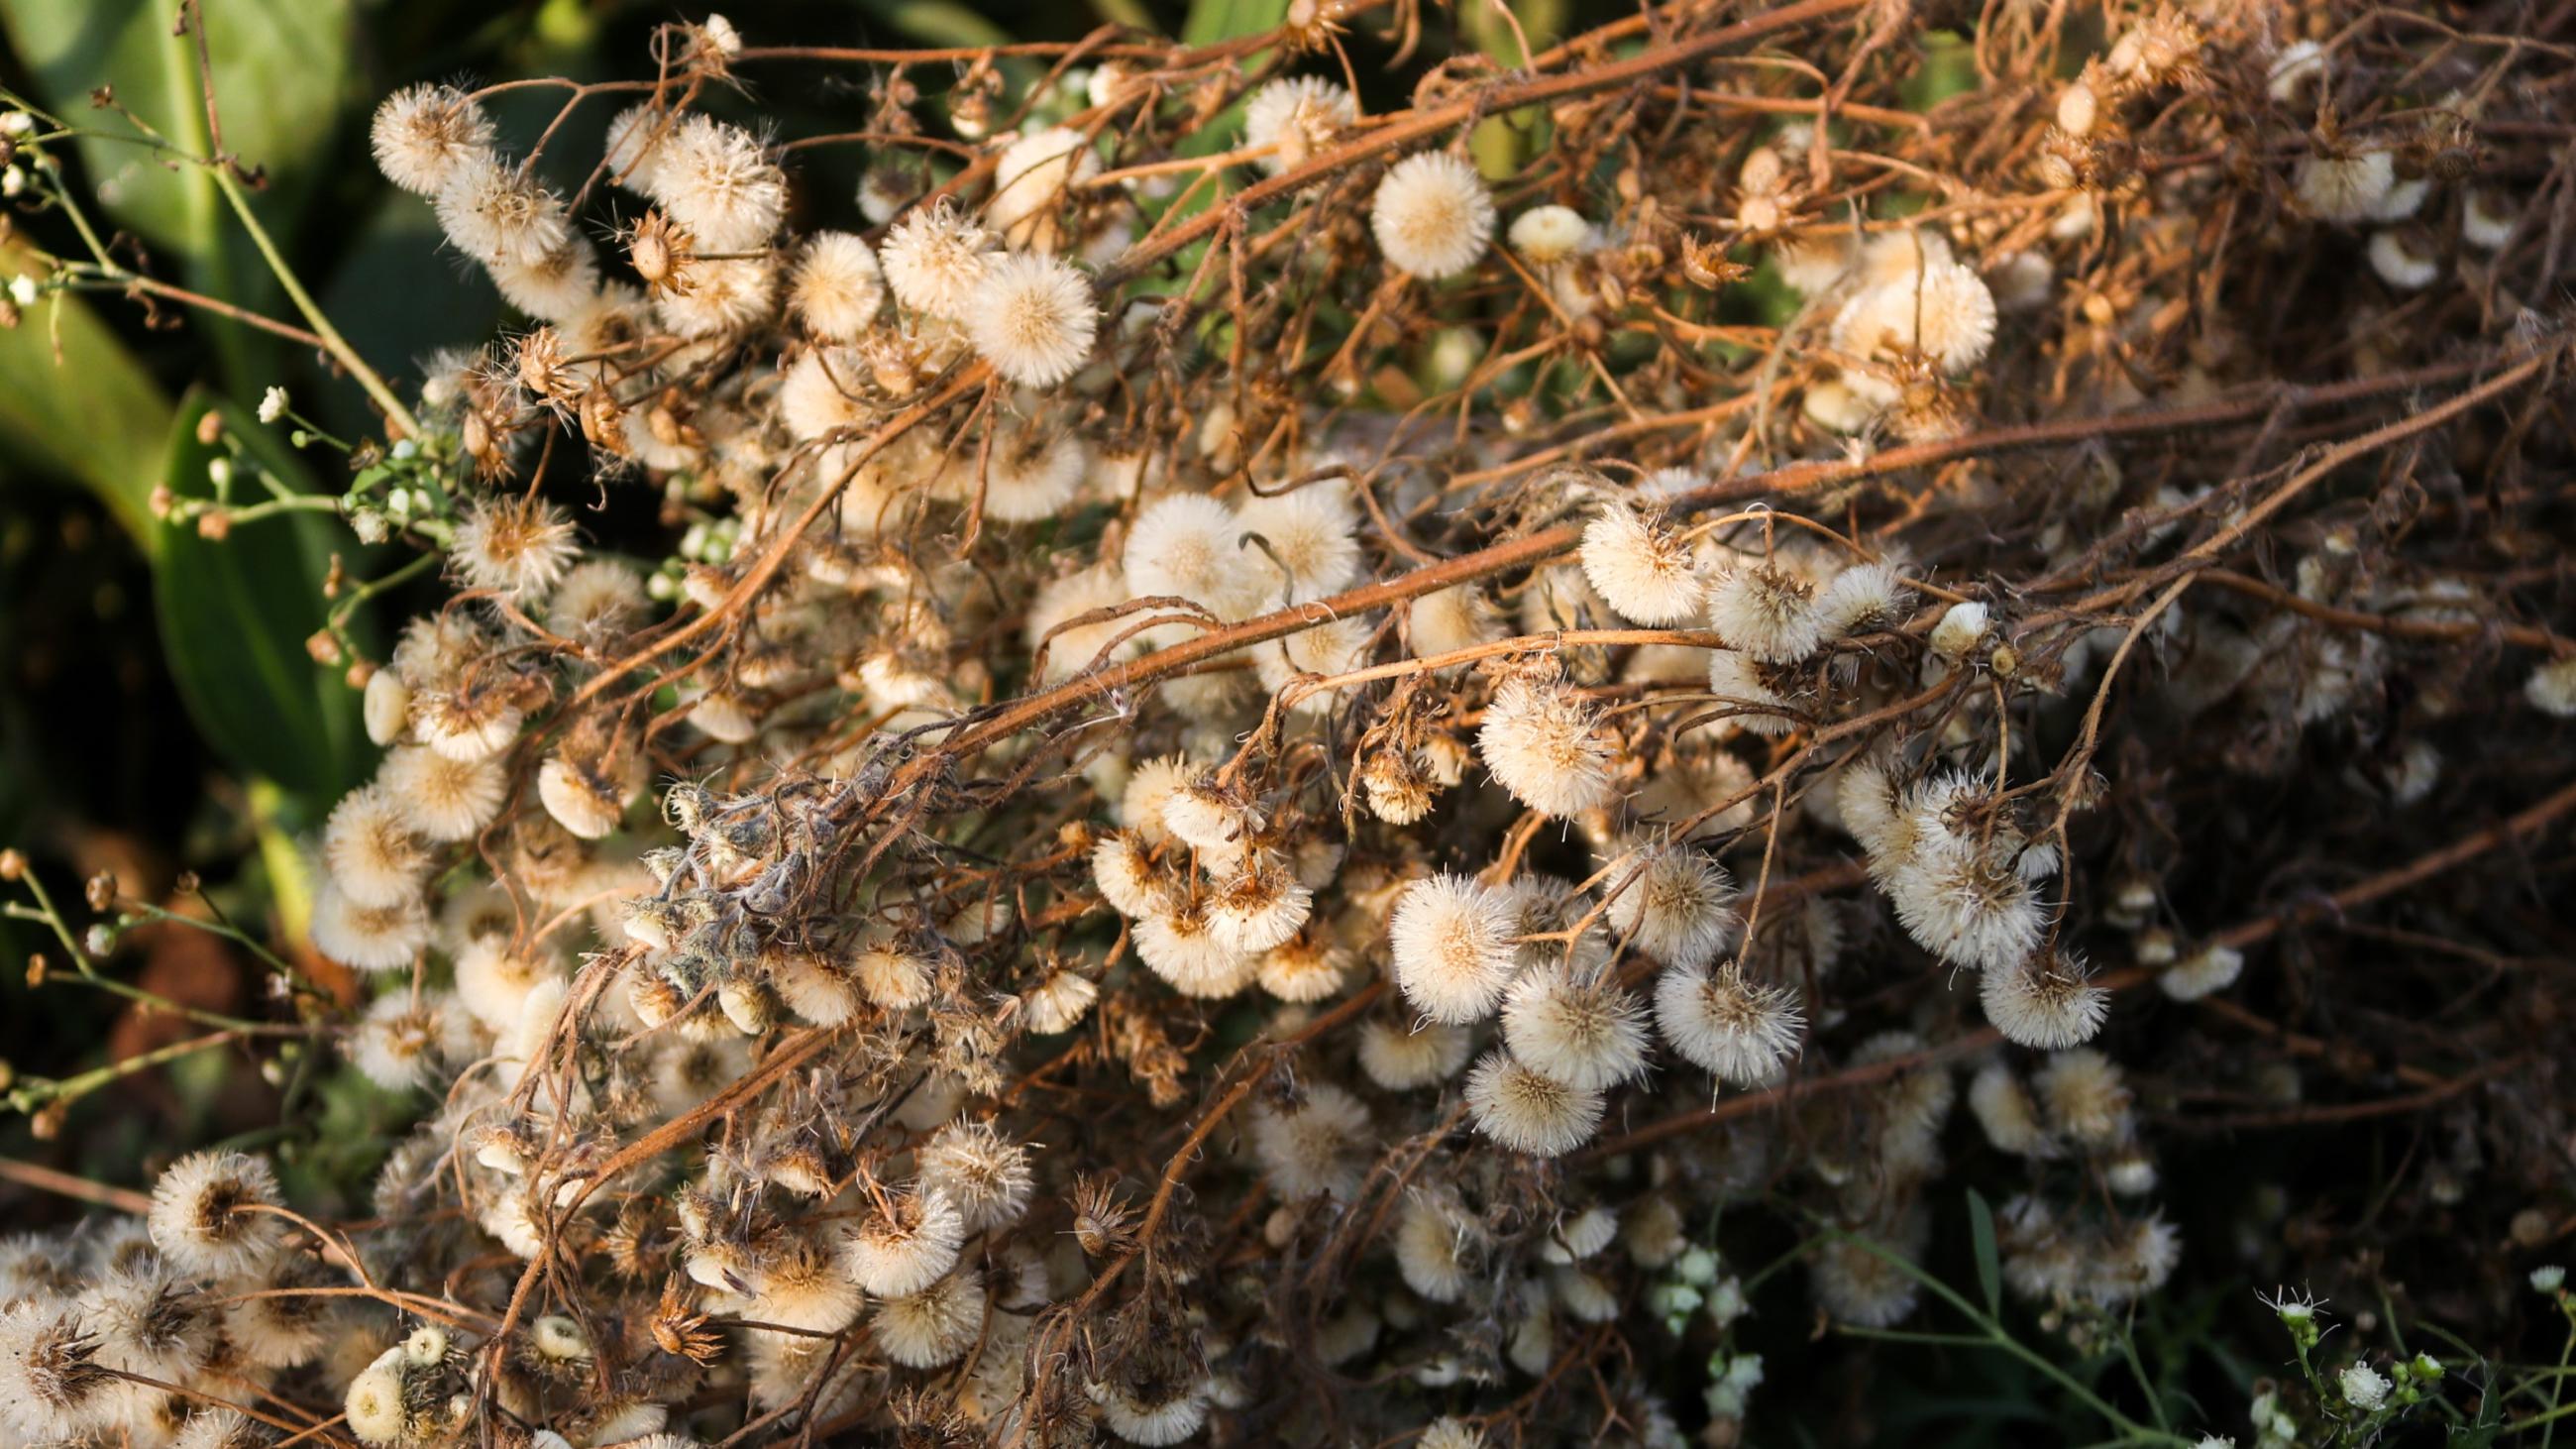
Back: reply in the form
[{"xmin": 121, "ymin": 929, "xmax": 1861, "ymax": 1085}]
[{"xmin": 12, "ymin": 0, "xmax": 2576, "ymax": 1444}]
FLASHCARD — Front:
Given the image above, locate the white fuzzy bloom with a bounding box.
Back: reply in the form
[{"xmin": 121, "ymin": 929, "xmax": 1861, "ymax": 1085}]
[
  {"xmin": 1357, "ymin": 1018, "xmax": 1472, "ymax": 1088},
  {"xmin": 976, "ymin": 429, "xmax": 1090, "ymax": 522},
  {"xmin": 1929, "ymin": 601, "xmax": 1992, "ymax": 660},
  {"xmin": 789, "ymin": 232, "xmax": 886, "ymax": 341},
  {"xmin": 1244, "ymin": 76, "xmax": 1355, "ymax": 174},
  {"xmin": 1409, "ymin": 584, "xmax": 1505, "ymax": 658},
  {"xmin": 2295, "ymin": 151, "xmax": 2396, "ymax": 223},
  {"xmin": 2159, "ymin": 944, "xmax": 2244, "ymax": 1001},
  {"xmin": 917, "ymin": 1121, "xmax": 1034, "ymax": 1232},
  {"xmin": 1124, "ymin": 494, "xmax": 1260, "ymax": 617},
  {"xmin": 881, "ymin": 200, "xmax": 993, "ymax": 319},
  {"xmin": 1654, "ymin": 962, "xmax": 1803, "ymax": 1085},
  {"xmin": 1818, "ymin": 561, "xmax": 1912, "ymax": 639},
  {"xmin": 987, "ymin": 128, "xmax": 1100, "ymax": 252},
  {"xmin": 872, "ymin": 1269, "xmax": 985, "ymax": 1369},
  {"xmin": 1387, "ymin": 873, "xmax": 1519, "ymax": 1024},
  {"xmin": 1464, "ymin": 1050, "xmax": 1605, "ymax": 1156},
  {"xmin": 654, "ymin": 114, "xmax": 786, "ymax": 251},
  {"xmin": 452, "ymin": 495, "xmax": 580, "ymax": 602},
  {"xmin": 1028, "ymin": 564, "xmax": 1140, "ymax": 681},
  {"xmin": 1968, "ymin": 1061, "xmax": 2053, "ymax": 1156},
  {"xmin": 433, "ymin": 151, "xmax": 569, "ymax": 269},
  {"xmin": 2464, "ymin": 188, "xmax": 2518, "ymax": 250},
  {"xmin": 1394, "ymin": 1191, "xmax": 1482, "ymax": 1300},
  {"xmin": 1500, "ymin": 965, "xmax": 1650, "ymax": 1090},
  {"xmin": 1979, "ymin": 951, "xmax": 2111, "ymax": 1049},
  {"xmin": 1508, "ymin": 205, "xmax": 1593, "ymax": 266},
  {"xmin": 311, "ymin": 881, "xmax": 431, "ymax": 972},
  {"xmin": 842, "ymin": 1187, "xmax": 965, "ymax": 1298},
  {"xmin": 1371, "ymin": 153, "xmax": 1495, "ymax": 279},
  {"xmin": 1603, "ymin": 838, "xmax": 1740, "ymax": 970},
  {"xmin": 1706, "ymin": 650, "xmax": 1800, "ymax": 734},
  {"xmin": 1579, "ymin": 504, "xmax": 1701, "ymax": 624},
  {"xmin": 2366, "ymin": 230, "xmax": 2439, "ymax": 290},
  {"xmin": 1478, "ymin": 674, "xmax": 1616, "ymax": 819},
  {"xmin": 148, "ymin": 1151, "xmax": 286, "ymax": 1280},
  {"xmin": 379, "ymin": 745, "xmax": 507, "ymax": 842},
  {"xmin": 2339, "ymin": 1363, "xmax": 2391, "ymax": 1411},
  {"xmin": 1247, "ymin": 1083, "xmax": 1371, "ymax": 1200},
  {"xmin": 2529, "ymin": 657, "xmax": 2576, "ymax": 716},
  {"xmin": 1707, "ymin": 559, "xmax": 1826, "ymax": 663},
  {"xmin": 964, "ymin": 252, "xmax": 1099, "ymax": 387},
  {"xmin": 324, "ymin": 783, "xmax": 430, "ymax": 908},
  {"xmin": 1133, "ymin": 902, "xmax": 1258, "ymax": 997},
  {"xmin": 371, "ymin": 83, "xmax": 495, "ymax": 196},
  {"xmin": 2034, "ymin": 1048, "xmax": 2132, "ymax": 1146},
  {"xmin": 1234, "ymin": 480, "xmax": 1362, "ymax": 604},
  {"xmin": 1831, "ymin": 259, "xmax": 1998, "ymax": 374}
]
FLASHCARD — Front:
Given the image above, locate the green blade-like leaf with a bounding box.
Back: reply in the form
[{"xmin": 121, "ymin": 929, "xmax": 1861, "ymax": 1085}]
[
  {"xmin": 0, "ymin": 0, "xmax": 354, "ymax": 257},
  {"xmin": 0, "ymin": 243, "xmax": 174, "ymax": 550},
  {"xmin": 155, "ymin": 388, "xmax": 374, "ymax": 802},
  {"xmin": 1967, "ymin": 1187, "xmax": 2003, "ymax": 1318}
]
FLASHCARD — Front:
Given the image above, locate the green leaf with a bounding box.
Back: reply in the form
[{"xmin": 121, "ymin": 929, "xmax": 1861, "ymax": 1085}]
[
  {"xmin": 156, "ymin": 388, "xmax": 374, "ymax": 801},
  {"xmin": 1967, "ymin": 1187, "xmax": 2003, "ymax": 1318},
  {"xmin": 858, "ymin": 0, "xmax": 1014, "ymax": 50},
  {"xmin": 0, "ymin": 0, "xmax": 354, "ymax": 257},
  {"xmin": 1183, "ymin": 0, "xmax": 1289, "ymax": 47},
  {"xmin": 0, "ymin": 243, "xmax": 175, "ymax": 550}
]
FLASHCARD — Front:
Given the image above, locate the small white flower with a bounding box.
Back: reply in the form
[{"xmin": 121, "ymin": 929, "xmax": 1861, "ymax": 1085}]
[
  {"xmin": 2337, "ymin": 1362, "xmax": 2389, "ymax": 1411},
  {"xmin": 8, "ymin": 273, "xmax": 38, "ymax": 307},
  {"xmin": 259, "ymin": 386, "xmax": 290, "ymax": 425},
  {"xmin": 2533, "ymin": 1265, "xmax": 2568, "ymax": 1292}
]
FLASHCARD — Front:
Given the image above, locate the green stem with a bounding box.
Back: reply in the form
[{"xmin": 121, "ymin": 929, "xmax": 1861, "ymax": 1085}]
[
  {"xmin": 6, "ymin": 1030, "xmax": 240, "ymax": 1114},
  {"xmin": 1832, "ymin": 1230, "xmax": 2175, "ymax": 1445},
  {"xmin": 206, "ymin": 164, "xmax": 422, "ymax": 439}
]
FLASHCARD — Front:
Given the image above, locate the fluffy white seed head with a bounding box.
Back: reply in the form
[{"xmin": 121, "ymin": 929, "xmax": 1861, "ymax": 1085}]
[
  {"xmin": 1603, "ymin": 838, "xmax": 1740, "ymax": 970},
  {"xmin": 987, "ymin": 128, "xmax": 1101, "ymax": 252},
  {"xmin": 1370, "ymin": 152, "xmax": 1496, "ymax": 279},
  {"xmin": 1463, "ymin": 1051, "xmax": 1605, "ymax": 1156},
  {"xmin": 1830, "ymin": 259, "xmax": 1997, "ymax": 373},
  {"xmin": 1247, "ymin": 1083, "xmax": 1372, "ymax": 1200},
  {"xmin": 371, "ymin": 84, "xmax": 495, "ymax": 196},
  {"xmin": 1387, "ymin": 873, "xmax": 1519, "ymax": 1024},
  {"xmin": 881, "ymin": 200, "xmax": 994, "ymax": 320},
  {"xmin": 1929, "ymin": 601, "xmax": 1992, "ymax": 661},
  {"xmin": 2366, "ymin": 229, "xmax": 2439, "ymax": 290},
  {"xmin": 963, "ymin": 252, "xmax": 1099, "ymax": 387},
  {"xmin": 1357, "ymin": 1018, "xmax": 1472, "ymax": 1089},
  {"xmin": 872, "ymin": 1269, "xmax": 985, "ymax": 1369},
  {"xmin": 324, "ymin": 782, "xmax": 430, "ymax": 909},
  {"xmin": 1508, "ymin": 205, "xmax": 1593, "ymax": 266},
  {"xmin": 433, "ymin": 151, "xmax": 570, "ymax": 269},
  {"xmin": 1500, "ymin": 965, "xmax": 1650, "ymax": 1090},
  {"xmin": 842, "ymin": 1186, "xmax": 965, "ymax": 1298},
  {"xmin": 311, "ymin": 881, "xmax": 431, "ymax": 972},
  {"xmin": 789, "ymin": 232, "xmax": 886, "ymax": 341},
  {"xmin": 2528, "ymin": 657, "xmax": 2576, "ymax": 716},
  {"xmin": 380, "ymin": 745, "xmax": 507, "ymax": 842},
  {"xmin": 653, "ymin": 114, "xmax": 786, "ymax": 251},
  {"xmin": 2295, "ymin": 150, "xmax": 2396, "ymax": 223},
  {"xmin": 1654, "ymin": 961, "xmax": 1804, "ymax": 1085},
  {"xmin": 1706, "ymin": 559, "xmax": 1826, "ymax": 663},
  {"xmin": 147, "ymin": 1151, "xmax": 285, "ymax": 1280},
  {"xmin": 1980, "ymin": 950, "xmax": 2111, "ymax": 1049},
  {"xmin": 453, "ymin": 495, "xmax": 580, "ymax": 602},
  {"xmin": 1234, "ymin": 480, "xmax": 1362, "ymax": 604},
  {"xmin": 1477, "ymin": 674, "xmax": 1616, "ymax": 819},
  {"xmin": 1243, "ymin": 76, "xmax": 1356, "ymax": 174},
  {"xmin": 1579, "ymin": 504, "xmax": 1701, "ymax": 624},
  {"xmin": 2159, "ymin": 943, "xmax": 2244, "ymax": 1001},
  {"xmin": 917, "ymin": 1121, "xmax": 1034, "ymax": 1233}
]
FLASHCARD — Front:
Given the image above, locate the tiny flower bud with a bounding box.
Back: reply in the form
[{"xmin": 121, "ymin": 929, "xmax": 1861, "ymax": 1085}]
[
  {"xmin": 84, "ymin": 870, "xmax": 115, "ymax": 911},
  {"xmin": 194, "ymin": 409, "xmax": 224, "ymax": 445},
  {"xmin": 258, "ymin": 386, "xmax": 289, "ymax": 424},
  {"xmin": 82, "ymin": 924, "xmax": 112, "ymax": 957}
]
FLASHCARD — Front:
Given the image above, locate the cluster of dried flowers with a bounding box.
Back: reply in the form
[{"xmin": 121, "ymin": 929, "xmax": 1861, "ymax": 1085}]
[{"xmin": 9, "ymin": 0, "xmax": 2576, "ymax": 1444}]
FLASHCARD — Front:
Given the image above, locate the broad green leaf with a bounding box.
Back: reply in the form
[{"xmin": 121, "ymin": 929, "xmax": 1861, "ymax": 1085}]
[
  {"xmin": 0, "ymin": 0, "xmax": 353, "ymax": 258},
  {"xmin": 1967, "ymin": 1187, "xmax": 2003, "ymax": 1318},
  {"xmin": 156, "ymin": 388, "xmax": 373, "ymax": 801},
  {"xmin": 1183, "ymin": 0, "xmax": 1289, "ymax": 47},
  {"xmin": 0, "ymin": 241, "xmax": 174, "ymax": 550}
]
